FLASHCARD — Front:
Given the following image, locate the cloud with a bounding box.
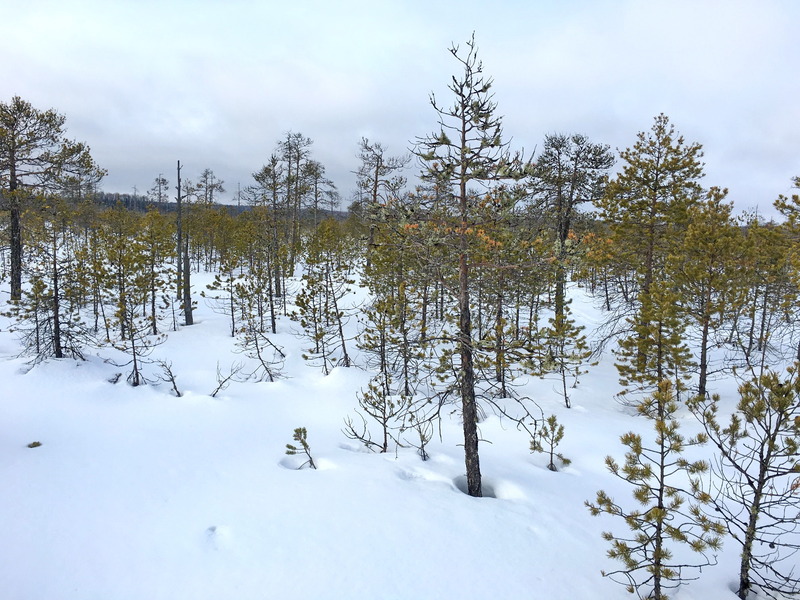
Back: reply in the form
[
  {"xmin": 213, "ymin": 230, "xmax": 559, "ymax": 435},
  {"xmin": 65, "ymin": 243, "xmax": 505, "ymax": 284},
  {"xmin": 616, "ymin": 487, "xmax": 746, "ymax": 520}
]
[{"xmin": 3, "ymin": 0, "xmax": 798, "ymax": 215}]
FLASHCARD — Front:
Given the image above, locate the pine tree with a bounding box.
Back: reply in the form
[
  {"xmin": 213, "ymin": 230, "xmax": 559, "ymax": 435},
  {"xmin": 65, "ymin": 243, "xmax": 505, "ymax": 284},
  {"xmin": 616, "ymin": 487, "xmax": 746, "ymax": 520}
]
[
  {"xmin": 237, "ymin": 207, "xmax": 281, "ymax": 334},
  {"xmin": 203, "ymin": 213, "xmax": 245, "ymax": 337},
  {"xmin": 539, "ymin": 299, "xmax": 593, "ymax": 408},
  {"xmin": 72, "ymin": 202, "xmax": 112, "ymax": 338},
  {"xmin": 689, "ymin": 366, "xmax": 800, "ymax": 599},
  {"xmin": 0, "ymin": 96, "xmax": 104, "ymax": 301},
  {"xmin": 530, "ymin": 132, "xmax": 614, "ymax": 322},
  {"xmin": 250, "ymin": 152, "xmax": 293, "ymax": 314},
  {"xmin": 774, "ymin": 177, "xmax": 800, "ymax": 362},
  {"xmin": 587, "ymin": 380, "xmax": 724, "ymax": 600},
  {"xmin": 470, "ymin": 187, "xmax": 540, "ymax": 400},
  {"xmin": 292, "ymin": 218, "xmax": 356, "ymax": 374},
  {"xmin": 615, "ymin": 280, "xmax": 695, "ymax": 402},
  {"xmin": 530, "ymin": 414, "xmax": 571, "ymax": 471},
  {"xmin": 358, "ymin": 258, "xmax": 426, "ymax": 398},
  {"xmin": 412, "ymin": 34, "xmax": 525, "ymax": 497},
  {"xmin": 343, "ymin": 373, "xmax": 411, "ymax": 453},
  {"xmin": 668, "ymin": 189, "xmax": 747, "ymax": 397},
  {"xmin": 598, "ymin": 114, "xmax": 704, "ymax": 303},
  {"xmin": 285, "ymin": 427, "xmax": 316, "ymax": 470},
  {"xmin": 234, "ymin": 318, "xmax": 285, "ymax": 383},
  {"xmin": 351, "ymin": 137, "xmax": 410, "ymax": 267},
  {"xmin": 597, "ymin": 115, "xmax": 705, "ymax": 389},
  {"xmin": 138, "ymin": 207, "xmax": 176, "ymax": 335},
  {"xmin": 100, "ymin": 204, "xmax": 165, "ymax": 386},
  {"xmin": 733, "ymin": 216, "xmax": 795, "ymax": 372},
  {"xmin": 146, "ymin": 174, "xmax": 170, "ymax": 205},
  {"xmin": 281, "ymin": 132, "xmax": 314, "ymax": 269},
  {"xmin": 9, "ymin": 198, "xmax": 90, "ymax": 362}
]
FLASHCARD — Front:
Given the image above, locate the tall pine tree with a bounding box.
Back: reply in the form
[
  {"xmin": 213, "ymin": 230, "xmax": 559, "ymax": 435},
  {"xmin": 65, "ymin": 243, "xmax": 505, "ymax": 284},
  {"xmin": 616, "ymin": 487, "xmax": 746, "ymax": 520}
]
[{"xmin": 413, "ymin": 34, "xmax": 525, "ymax": 497}]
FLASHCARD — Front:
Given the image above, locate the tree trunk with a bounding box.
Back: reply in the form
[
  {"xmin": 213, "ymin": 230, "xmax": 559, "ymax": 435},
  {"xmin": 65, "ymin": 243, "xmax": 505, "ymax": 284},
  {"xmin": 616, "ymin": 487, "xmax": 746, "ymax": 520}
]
[
  {"xmin": 129, "ymin": 323, "xmax": 141, "ymax": 386},
  {"xmin": 10, "ymin": 203, "xmax": 22, "ymax": 302},
  {"xmin": 51, "ymin": 232, "xmax": 63, "ymax": 359},
  {"xmin": 460, "ymin": 253, "xmax": 481, "ymax": 497},
  {"xmin": 327, "ymin": 267, "xmax": 350, "ymax": 368},
  {"xmin": 268, "ymin": 256, "xmax": 277, "ymax": 334},
  {"xmin": 738, "ymin": 499, "xmax": 761, "ymax": 600},
  {"xmin": 420, "ymin": 282, "xmax": 429, "ymax": 342},
  {"xmin": 554, "ymin": 265, "xmax": 566, "ymax": 323},
  {"xmin": 150, "ymin": 258, "xmax": 158, "ymax": 336},
  {"xmin": 495, "ymin": 290, "xmax": 506, "ymax": 397},
  {"xmin": 698, "ymin": 313, "xmax": 710, "ymax": 398},
  {"xmin": 176, "ymin": 161, "xmax": 183, "ymax": 300},
  {"xmin": 183, "ymin": 234, "xmax": 193, "ymax": 326},
  {"xmin": 738, "ymin": 441, "xmax": 772, "ymax": 599},
  {"xmin": 757, "ymin": 286, "xmax": 769, "ymax": 352},
  {"xmin": 560, "ymin": 362, "xmax": 570, "ymax": 409},
  {"xmin": 653, "ymin": 407, "xmax": 667, "ymax": 600},
  {"xmin": 459, "ymin": 218, "xmax": 481, "ymax": 496}
]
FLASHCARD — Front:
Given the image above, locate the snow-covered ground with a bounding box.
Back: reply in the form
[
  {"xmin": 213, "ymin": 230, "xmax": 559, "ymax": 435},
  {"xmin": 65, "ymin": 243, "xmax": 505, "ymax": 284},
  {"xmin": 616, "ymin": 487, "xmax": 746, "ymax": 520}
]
[{"xmin": 0, "ymin": 274, "xmax": 753, "ymax": 599}]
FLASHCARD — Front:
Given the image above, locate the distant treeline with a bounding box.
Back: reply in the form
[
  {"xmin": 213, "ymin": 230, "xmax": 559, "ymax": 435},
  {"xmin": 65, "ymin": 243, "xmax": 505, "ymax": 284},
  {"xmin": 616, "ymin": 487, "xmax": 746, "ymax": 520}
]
[{"xmin": 92, "ymin": 191, "xmax": 348, "ymax": 220}]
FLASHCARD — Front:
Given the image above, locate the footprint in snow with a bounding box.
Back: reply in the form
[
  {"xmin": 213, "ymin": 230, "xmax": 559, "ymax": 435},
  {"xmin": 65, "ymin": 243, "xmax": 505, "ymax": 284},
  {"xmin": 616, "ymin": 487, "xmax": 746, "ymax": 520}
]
[{"xmin": 205, "ymin": 525, "xmax": 233, "ymax": 551}]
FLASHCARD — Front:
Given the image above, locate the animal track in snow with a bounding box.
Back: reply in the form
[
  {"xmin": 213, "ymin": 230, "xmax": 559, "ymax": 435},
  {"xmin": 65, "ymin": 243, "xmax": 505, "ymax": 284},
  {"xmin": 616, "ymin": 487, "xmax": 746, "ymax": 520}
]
[{"xmin": 205, "ymin": 525, "xmax": 233, "ymax": 551}]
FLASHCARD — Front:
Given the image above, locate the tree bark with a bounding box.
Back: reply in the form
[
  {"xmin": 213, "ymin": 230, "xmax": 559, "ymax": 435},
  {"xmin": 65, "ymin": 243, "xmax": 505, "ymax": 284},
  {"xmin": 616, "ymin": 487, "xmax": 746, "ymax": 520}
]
[
  {"xmin": 176, "ymin": 160, "xmax": 183, "ymax": 300},
  {"xmin": 460, "ymin": 170, "xmax": 481, "ymax": 496},
  {"xmin": 10, "ymin": 203, "xmax": 22, "ymax": 301},
  {"xmin": 183, "ymin": 234, "xmax": 193, "ymax": 326},
  {"xmin": 51, "ymin": 229, "xmax": 63, "ymax": 358},
  {"xmin": 460, "ymin": 247, "xmax": 481, "ymax": 497}
]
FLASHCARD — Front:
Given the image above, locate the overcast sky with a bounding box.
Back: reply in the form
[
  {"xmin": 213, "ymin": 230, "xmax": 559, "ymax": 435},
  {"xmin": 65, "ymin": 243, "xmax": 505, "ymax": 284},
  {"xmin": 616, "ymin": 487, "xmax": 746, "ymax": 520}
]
[{"xmin": 4, "ymin": 0, "xmax": 799, "ymax": 217}]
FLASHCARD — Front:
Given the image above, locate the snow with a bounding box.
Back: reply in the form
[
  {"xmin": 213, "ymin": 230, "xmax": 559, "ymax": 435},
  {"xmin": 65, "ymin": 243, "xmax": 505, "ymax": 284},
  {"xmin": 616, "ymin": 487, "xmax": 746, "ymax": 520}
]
[{"xmin": 0, "ymin": 274, "xmax": 754, "ymax": 599}]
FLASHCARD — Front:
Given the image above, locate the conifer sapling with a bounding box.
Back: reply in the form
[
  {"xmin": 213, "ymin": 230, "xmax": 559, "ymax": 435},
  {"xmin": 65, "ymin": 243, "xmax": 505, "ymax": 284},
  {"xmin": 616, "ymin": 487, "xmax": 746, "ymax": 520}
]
[
  {"xmin": 586, "ymin": 380, "xmax": 724, "ymax": 600},
  {"xmin": 530, "ymin": 414, "xmax": 571, "ymax": 471},
  {"xmin": 286, "ymin": 427, "xmax": 317, "ymax": 470}
]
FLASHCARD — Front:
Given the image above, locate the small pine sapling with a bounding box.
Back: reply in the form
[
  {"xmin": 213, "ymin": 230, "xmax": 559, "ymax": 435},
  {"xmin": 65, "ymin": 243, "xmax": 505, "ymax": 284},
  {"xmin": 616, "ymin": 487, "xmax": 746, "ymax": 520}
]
[
  {"xmin": 234, "ymin": 319, "xmax": 286, "ymax": 383},
  {"xmin": 586, "ymin": 380, "xmax": 724, "ymax": 600},
  {"xmin": 286, "ymin": 427, "xmax": 317, "ymax": 470},
  {"xmin": 343, "ymin": 373, "xmax": 410, "ymax": 453},
  {"xmin": 688, "ymin": 364, "xmax": 800, "ymax": 599},
  {"xmin": 209, "ymin": 361, "xmax": 244, "ymax": 398},
  {"xmin": 403, "ymin": 406, "xmax": 434, "ymax": 461},
  {"xmin": 156, "ymin": 360, "xmax": 182, "ymax": 397},
  {"xmin": 541, "ymin": 300, "xmax": 594, "ymax": 408},
  {"xmin": 531, "ymin": 414, "xmax": 571, "ymax": 471}
]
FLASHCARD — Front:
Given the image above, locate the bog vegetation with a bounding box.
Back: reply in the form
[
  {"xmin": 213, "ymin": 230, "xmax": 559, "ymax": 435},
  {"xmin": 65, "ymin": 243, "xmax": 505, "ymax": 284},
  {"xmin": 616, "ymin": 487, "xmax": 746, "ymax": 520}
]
[{"xmin": 2, "ymin": 36, "xmax": 799, "ymax": 600}]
